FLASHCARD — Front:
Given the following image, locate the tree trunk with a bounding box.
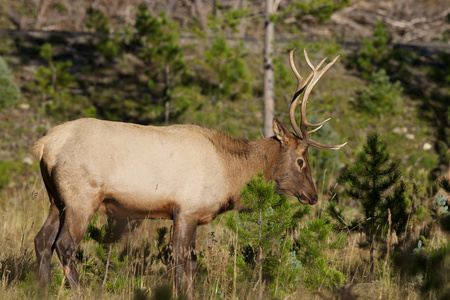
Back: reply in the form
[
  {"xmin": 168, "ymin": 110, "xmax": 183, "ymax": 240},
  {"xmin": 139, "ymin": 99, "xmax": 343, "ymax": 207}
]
[
  {"xmin": 165, "ymin": 100, "xmax": 170, "ymax": 126},
  {"xmin": 369, "ymin": 239, "xmax": 374, "ymax": 282},
  {"xmin": 258, "ymin": 209, "xmax": 264, "ymax": 300},
  {"xmin": 263, "ymin": 0, "xmax": 275, "ymax": 138}
]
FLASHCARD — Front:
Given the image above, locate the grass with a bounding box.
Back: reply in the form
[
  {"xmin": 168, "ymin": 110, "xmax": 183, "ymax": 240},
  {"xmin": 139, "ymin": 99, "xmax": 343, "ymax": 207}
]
[{"xmin": 0, "ymin": 175, "xmax": 439, "ymax": 299}]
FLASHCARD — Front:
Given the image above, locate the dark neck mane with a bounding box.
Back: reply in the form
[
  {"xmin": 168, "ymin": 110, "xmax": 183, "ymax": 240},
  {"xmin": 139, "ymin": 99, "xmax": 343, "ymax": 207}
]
[
  {"xmin": 202, "ymin": 128, "xmax": 282, "ymax": 211},
  {"xmin": 203, "ymin": 129, "xmax": 280, "ymax": 180},
  {"xmin": 203, "ymin": 130, "xmax": 253, "ymax": 158}
]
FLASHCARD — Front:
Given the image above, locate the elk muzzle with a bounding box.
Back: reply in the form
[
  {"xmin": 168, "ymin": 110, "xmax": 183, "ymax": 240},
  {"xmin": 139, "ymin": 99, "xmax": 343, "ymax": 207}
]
[{"xmin": 298, "ymin": 194, "xmax": 318, "ymax": 205}]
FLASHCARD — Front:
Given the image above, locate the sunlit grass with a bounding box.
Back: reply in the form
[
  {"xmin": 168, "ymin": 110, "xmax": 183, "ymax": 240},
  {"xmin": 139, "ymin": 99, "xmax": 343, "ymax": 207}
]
[{"xmin": 1, "ymin": 177, "xmax": 438, "ymax": 299}]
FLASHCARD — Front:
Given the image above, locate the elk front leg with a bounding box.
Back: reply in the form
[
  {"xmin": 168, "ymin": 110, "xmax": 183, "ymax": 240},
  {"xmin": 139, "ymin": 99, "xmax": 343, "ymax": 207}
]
[{"xmin": 172, "ymin": 211, "xmax": 198, "ymax": 298}]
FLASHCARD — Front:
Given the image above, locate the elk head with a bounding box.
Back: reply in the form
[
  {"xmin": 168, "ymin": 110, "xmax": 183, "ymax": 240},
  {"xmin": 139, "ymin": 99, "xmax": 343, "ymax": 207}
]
[{"xmin": 272, "ymin": 49, "xmax": 347, "ymax": 205}]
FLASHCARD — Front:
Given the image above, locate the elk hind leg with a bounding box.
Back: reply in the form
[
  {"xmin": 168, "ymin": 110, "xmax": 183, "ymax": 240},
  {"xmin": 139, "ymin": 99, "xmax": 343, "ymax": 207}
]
[
  {"xmin": 34, "ymin": 196, "xmax": 61, "ymax": 287},
  {"xmin": 54, "ymin": 205, "xmax": 97, "ymax": 290}
]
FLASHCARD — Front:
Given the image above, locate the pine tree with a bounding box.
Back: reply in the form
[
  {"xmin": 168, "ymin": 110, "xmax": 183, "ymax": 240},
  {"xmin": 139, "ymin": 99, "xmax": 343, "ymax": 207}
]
[
  {"xmin": 356, "ymin": 21, "xmax": 393, "ymax": 79},
  {"xmin": 0, "ymin": 56, "xmax": 20, "ymax": 109},
  {"xmin": 338, "ymin": 132, "xmax": 410, "ymax": 281},
  {"xmin": 226, "ymin": 172, "xmax": 297, "ymax": 298},
  {"xmin": 135, "ymin": 5, "xmax": 187, "ymax": 125},
  {"xmin": 294, "ymin": 215, "xmax": 346, "ymax": 289}
]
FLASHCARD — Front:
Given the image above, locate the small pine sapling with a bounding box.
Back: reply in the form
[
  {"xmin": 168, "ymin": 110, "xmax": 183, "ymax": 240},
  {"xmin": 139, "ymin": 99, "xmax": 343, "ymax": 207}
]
[
  {"xmin": 82, "ymin": 215, "xmax": 134, "ymax": 288},
  {"xmin": 356, "ymin": 21, "xmax": 393, "ymax": 79},
  {"xmin": 0, "ymin": 56, "xmax": 20, "ymax": 109},
  {"xmin": 226, "ymin": 172, "xmax": 299, "ymax": 298},
  {"xmin": 436, "ymin": 177, "xmax": 450, "ymax": 232},
  {"xmin": 293, "ymin": 213, "xmax": 346, "ymax": 289},
  {"xmin": 85, "ymin": 7, "xmax": 121, "ymax": 62},
  {"xmin": 338, "ymin": 132, "xmax": 410, "ymax": 281},
  {"xmin": 134, "ymin": 5, "xmax": 187, "ymax": 125}
]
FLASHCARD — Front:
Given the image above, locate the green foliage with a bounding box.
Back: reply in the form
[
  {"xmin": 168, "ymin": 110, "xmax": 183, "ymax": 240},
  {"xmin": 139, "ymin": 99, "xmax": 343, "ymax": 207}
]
[
  {"xmin": 85, "ymin": 7, "xmax": 120, "ymax": 62},
  {"xmin": 226, "ymin": 172, "xmax": 300, "ymax": 295},
  {"xmin": 207, "ymin": 4, "xmax": 250, "ymax": 34},
  {"xmin": 199, "ymin": 5, "xmax": 253, "ymax": 103},
  {"xmin": 0, "ymin": 56, "xmax": 20, "ymax": 109},
  {"xmin": 280, "ymin": 0, "xmax": 350, "ymax": 24},
  {"xmin": 136, "ymin": 8, "xmax": 185, "ymax": 72},
  {"xmin": 294, "ymin": 215, "xmax": 346, "ymax": 289},
  {"xmin": 86, "ymin": 7, "xmax": 109, "ymax": 35},
  {"xmin": 155, "ymin": 227, "xmax": 172, "ymax": 266},
  {"xmin": 434, "ymin": 191, "xmax": 449, "ymax": 215},
  {"xmin": 135, "ymin": 6, "xmax": 187, "ymax": 123},
  {"xmin": 226, "ymin": 172, "xmax": 291, "ymax": 246},
  {"xmin": 356, "ymin": 21, "xmax": 393, "ymax": 79},
  {"xmin": 37, "ymin": 43, "xmax": 75, "ymax": 92},
  {"xmin": 308, "ymin": 119, "xmax": 343, "ymax": 191},
  {"xmin": 29, "ymin": 43, "xmax": 96, "ymax": 121},
  {"xmin": 428, "ymin": 52, "xmax": 450, "ymax": 86},
  {"xmin": 149, "ymin": 285, "xmax": 173, "ymax": 300},
  {"xmin": 81, "ymin": 214, "xmax": 123, "ymax": 288},
  {"xmin": 0, "ymin": 160, "xmax": 25, "ymax": 190},
  {"xmin": 339, "ymin": 132, "xmax": 410, "ymax": 234},
  {"xmin": 392, "ymin": 177, "xmax": 450, "ymax": 299},
  {"xmin": 395, "ymin": 238, "xmax": 450, "ymax": 299},
  {"xmin": 355, "ymin": 69, "xmax": 403, "ymax": 116},
  {"xmin": 338, "ymin": 132, "xmax": 410, "ymax": 279},
  {"xmin": 412, "ymin": 204, "xmax": 431, "ymax": 226},
  {"xmin": 0, "ymin": 36, "xmax": 16, "ymax": 55},
  {"xmin": 202, "ymin": 35, "xmax": 252, "ymax": 101}
]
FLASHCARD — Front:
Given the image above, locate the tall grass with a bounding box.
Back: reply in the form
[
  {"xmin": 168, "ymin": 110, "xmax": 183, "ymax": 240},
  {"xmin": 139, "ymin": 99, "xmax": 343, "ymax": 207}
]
[{"xmin": 0, "ymin": 173, "xmax": 440, "ymax": 299}]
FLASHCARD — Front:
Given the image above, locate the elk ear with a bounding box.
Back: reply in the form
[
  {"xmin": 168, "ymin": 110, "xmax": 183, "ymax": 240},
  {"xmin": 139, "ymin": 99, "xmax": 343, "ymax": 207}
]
[{"xmin": 273, "ymin": 118, "xmax": 293, "ymax": 146}]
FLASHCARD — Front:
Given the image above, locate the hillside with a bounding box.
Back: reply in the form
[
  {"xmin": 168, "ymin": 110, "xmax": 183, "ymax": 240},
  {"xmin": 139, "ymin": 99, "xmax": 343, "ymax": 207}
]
[
  {"xmin": 2, "ymin": 0, "xmax": 450, "ymax": 43},
  {"xmin": 0, "ymin": 1, "xmax": 449, "ymax": 299}
]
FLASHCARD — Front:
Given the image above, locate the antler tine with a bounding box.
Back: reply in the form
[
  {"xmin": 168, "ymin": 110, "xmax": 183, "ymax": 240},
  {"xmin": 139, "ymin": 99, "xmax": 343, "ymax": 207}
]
[
  {"xmin": 289, "ymin": 49, "xmax": 313, "ymax": 92},
  {"xmin": 301, "ymin": 49, "xmax": 339, "ymax": 128},
  {"xmin": 288, "ymin": 49, "xmax": 313, "ymax": 138},
  {"xmin": 297, "ymin": 49, "xmax": 346, "ymax": 150},
  {"xmin": 308, "ymin": 139, "xmax": 348, "ymax": 150},
  {"xmin": 307, "ymin": 117, "xmax": 331, "ymax": 134}
]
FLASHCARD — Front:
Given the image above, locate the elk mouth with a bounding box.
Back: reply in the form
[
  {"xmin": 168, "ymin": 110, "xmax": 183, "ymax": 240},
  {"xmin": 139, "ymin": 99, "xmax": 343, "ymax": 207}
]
[{"xmin": 298, "ymin": 194, "xmax": 317, "ymax": 205}]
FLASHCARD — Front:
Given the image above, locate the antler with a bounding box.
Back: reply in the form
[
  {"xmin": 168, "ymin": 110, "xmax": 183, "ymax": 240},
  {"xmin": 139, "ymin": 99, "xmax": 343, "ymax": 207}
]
[{"xmin": 289, "ymin": 49, "xmax": 347, "ymax": 150}]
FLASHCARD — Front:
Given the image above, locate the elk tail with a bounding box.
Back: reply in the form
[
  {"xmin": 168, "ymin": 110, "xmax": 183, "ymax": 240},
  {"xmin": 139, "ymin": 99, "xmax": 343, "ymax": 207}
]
[{"xmin": 32, "ymin": 139, "xmax": 45, "ymax": 161}]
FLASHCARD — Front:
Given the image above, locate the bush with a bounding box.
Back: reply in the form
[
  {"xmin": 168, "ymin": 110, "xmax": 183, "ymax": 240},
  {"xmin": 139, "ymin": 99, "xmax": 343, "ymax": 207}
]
[
  {"xmin": 355, "ymin": 69, "xmax": 403, "ymax": 116},
  {"xmin": 30, "ymin": 43, "xmax": 96, "ymax": 121},
  {"xmin": 85, "ymin": 7, "xmax": 120, "ymax": 62},
  {"xmin": 226, "ymin": 172, "xmax": 300, "ymax": 297},
  {"xmin": 0, "ymin": 56, "xmax": 20, "ymax": 109},
  {"xmin": 294, "ymin": 215, "xmax": 346, "ymax": 289},
  {"xmin": 356, "ymin": 21, "xmax": 393, "ymax": 79}
]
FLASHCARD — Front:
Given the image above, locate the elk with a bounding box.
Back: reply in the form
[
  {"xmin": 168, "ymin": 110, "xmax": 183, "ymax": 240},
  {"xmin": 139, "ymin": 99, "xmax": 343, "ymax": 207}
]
[{"xmin": 32, "ymin": 49, "xmax": 346, "ymax": 296}]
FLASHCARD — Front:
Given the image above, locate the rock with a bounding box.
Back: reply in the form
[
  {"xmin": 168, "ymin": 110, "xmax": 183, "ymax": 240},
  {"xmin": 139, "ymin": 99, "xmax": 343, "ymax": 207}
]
[
  {"xmin": 405, "ymin": 133, "xmax": 415, "ymax": 140},
  {"xmin": 423, "ymin": 142, "xmax": 432, "ymax": 151},
  {"xmin": 22, "ymin": 157, "xmax": 34, "ymax": 165}
]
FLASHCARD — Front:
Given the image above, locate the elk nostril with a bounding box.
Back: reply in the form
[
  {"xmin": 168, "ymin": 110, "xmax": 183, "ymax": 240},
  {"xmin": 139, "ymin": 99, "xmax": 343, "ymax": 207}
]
[{"xmin": 310, "ymin": 196, "xmax": 318, "ymax": 205}]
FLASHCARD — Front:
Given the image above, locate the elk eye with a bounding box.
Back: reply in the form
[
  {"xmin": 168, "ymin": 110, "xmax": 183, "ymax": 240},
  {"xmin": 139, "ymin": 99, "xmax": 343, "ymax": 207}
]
[{"xmin": 297, "ymin": 158, "xmax": 304, "ymax": 168}]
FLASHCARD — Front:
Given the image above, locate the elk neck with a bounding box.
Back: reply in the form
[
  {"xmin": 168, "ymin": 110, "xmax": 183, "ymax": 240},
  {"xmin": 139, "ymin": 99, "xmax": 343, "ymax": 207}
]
[{"xmin": 205, "ymin": 130, "xmax": 281, "ymax": 210}]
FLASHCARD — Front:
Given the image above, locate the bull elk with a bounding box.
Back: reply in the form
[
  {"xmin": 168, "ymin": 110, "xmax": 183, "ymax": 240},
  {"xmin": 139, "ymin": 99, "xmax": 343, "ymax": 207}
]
[{"xmin": 32, "ymin": 49, "xmax": 346, "ymax": 296}]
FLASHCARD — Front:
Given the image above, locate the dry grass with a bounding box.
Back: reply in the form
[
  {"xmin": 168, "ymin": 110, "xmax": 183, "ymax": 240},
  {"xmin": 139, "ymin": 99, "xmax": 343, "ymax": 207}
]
[{"xmin": 0, "ymin": 178, "xmax": 435, "ymax": 300}]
